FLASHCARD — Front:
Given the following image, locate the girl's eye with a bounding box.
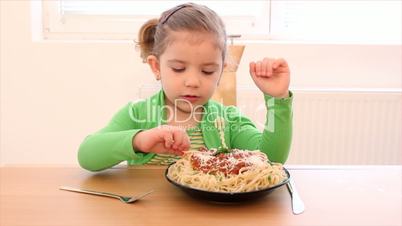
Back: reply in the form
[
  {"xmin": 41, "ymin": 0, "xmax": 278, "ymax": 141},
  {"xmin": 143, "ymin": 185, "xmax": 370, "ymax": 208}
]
[
  {"xmin": 172, "ymin": 68, "xmax": 185, "ymax": 73},
  {"xmin": 202, "ymin": 71, "xmax": 215, "ymax": 75}
]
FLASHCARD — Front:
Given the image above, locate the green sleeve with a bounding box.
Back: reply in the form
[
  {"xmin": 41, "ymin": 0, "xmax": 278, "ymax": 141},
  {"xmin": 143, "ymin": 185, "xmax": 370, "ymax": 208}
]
[
  {"xmin": 78, "ymin": 103, "xmax": 143, "ymax": 171},
  {"xmin": 228, "ymin": 92, "xmax": 293, "ymax": 163}
]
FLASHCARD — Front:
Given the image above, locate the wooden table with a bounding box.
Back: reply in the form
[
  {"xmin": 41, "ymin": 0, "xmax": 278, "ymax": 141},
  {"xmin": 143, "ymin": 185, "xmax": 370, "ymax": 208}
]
[{"xmin": 1, "ymin": 165, "xmax": 401, "ymax": 226}]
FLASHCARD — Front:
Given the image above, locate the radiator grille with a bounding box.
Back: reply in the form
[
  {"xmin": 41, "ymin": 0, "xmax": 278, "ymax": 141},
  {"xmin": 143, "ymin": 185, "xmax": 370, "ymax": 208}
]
[{"xmin": 238, "ymin": 89, "xmax": 401, "ymax": 164}]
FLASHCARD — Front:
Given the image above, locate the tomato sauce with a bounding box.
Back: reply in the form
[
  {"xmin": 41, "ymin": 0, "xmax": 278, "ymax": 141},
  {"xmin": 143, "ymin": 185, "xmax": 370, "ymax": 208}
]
[{"xmin": 190, "ymin": 149, "xmax": 267, "ymax": 175}]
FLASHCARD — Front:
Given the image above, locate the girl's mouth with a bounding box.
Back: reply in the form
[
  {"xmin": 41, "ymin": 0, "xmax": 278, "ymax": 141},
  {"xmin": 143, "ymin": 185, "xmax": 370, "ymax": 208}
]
[{"xmin": 180, "ymin": 95, "xmax": 200, "ymax": 103}]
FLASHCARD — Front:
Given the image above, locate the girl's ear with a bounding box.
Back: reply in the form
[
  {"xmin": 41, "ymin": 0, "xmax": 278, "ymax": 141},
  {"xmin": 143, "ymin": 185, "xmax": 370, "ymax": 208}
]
[{"xmin": 146, "ymin": 55, "xmax": 161, "ymax": 80}]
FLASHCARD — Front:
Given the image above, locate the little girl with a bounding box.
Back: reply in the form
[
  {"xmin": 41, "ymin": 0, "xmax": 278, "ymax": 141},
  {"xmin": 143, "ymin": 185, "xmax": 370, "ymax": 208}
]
[{"xmin": 78, "ymin": 3, "xmax": 293, "ymax": 171}]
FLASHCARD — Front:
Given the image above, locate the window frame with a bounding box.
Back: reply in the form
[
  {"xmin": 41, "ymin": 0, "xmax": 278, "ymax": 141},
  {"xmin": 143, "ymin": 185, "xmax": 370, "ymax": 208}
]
[{"xmin": 40, "ymin": 0, "xmax": 401, "ymax": 44}]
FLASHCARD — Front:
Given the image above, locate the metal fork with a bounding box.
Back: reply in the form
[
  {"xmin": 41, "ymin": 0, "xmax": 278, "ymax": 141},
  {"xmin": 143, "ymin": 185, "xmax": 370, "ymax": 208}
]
[
  {"xmin": 286, "ymin": 178, "xmax": 305, "ymax": 214},
  {"xmin": 214, "ymin": 117, "xmax": 229, "ymax": 155},
  {"xmin": 59, "ymin": 186, "xmax": 154, "ymax": 204}
]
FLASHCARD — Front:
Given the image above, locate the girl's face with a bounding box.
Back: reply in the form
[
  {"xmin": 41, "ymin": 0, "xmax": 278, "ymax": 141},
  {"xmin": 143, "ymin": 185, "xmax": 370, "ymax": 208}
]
[{"xmin": 149, "ymin": 31, "xmax": 223, "ymax": 114}]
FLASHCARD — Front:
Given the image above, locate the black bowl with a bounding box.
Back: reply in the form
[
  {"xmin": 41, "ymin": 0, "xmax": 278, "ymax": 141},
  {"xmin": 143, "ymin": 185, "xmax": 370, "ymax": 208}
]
[{"xmin": 165, "ymin": 165, "xmax": 290, "ymax": 203}]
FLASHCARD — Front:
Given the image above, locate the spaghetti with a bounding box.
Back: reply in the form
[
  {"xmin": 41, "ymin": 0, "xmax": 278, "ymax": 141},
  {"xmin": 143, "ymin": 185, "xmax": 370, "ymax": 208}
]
[{"xmin": 167, "ymin": 148, "xmax": 287, "ymax": 193}]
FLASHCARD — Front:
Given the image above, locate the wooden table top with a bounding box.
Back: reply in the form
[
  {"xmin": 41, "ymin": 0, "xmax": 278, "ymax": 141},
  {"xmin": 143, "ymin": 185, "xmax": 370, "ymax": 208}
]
[{"xmin": 0, "ymin": 165, "xmax": 401, "ymax": 226}]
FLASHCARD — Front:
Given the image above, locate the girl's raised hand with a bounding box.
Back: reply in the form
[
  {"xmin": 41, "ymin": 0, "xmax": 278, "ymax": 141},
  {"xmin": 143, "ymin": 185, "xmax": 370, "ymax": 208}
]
[
  {"xmin": 249, "ymin": 58, "xmax": 290, "ymax": 98},
  {"xmin": 133, "ymin": 125, "xmax": 190, "ymax": 156}
]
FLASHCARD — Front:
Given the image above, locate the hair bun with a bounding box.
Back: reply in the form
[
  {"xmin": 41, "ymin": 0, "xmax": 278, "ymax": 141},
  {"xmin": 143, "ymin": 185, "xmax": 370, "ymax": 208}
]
[{"xmin": 137, "ymin": 18, "xmax": 158, "ymax": 62}]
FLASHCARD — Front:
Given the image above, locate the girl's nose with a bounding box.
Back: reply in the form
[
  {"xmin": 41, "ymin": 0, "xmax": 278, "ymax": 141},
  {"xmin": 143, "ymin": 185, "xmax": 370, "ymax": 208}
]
[{"xmin": 184, "ymin": 73, "xmax": 200, "ymax": 88}]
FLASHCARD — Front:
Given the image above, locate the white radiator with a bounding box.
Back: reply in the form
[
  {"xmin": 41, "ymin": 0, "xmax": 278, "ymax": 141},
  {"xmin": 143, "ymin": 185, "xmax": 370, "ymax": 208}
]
[
  {"xmin": 238, "ymin": 88, "xmax": 402, "ymax": 165},
  {"xmin": 139, "ymin": 84, "xmax": 402, "ymax": 164}
]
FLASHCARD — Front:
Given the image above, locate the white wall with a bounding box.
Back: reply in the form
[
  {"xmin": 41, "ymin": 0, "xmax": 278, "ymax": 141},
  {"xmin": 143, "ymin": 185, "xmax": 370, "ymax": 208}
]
[{"xmin": 1, "ymin": 1, "xmax": 401, "ymax": 165}]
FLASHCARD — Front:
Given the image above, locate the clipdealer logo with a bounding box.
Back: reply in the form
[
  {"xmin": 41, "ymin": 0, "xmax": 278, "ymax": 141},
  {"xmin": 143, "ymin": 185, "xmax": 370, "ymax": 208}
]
[{"xmin": 128, "ymin": 98, "xmax": 275, "ymax": 132}]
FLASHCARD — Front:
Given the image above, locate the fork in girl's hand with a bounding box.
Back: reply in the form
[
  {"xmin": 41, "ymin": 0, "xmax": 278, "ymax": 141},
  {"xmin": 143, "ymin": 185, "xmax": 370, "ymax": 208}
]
[{"xmin": 214, "ymin": 117, "xmax": 230, "ymax": 155}]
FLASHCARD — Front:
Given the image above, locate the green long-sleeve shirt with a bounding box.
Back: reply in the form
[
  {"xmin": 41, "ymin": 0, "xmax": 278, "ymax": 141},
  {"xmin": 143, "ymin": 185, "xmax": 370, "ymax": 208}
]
[{"xmin": 78, "ymin": 90, "xmax": 293, "ymax": 172}]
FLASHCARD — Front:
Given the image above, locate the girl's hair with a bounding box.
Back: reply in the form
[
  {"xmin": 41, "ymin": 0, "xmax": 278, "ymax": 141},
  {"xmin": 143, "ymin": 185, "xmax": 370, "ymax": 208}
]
[{"xmin": 137, "ymin": 3, "xmax": 227, "ymax": 63}]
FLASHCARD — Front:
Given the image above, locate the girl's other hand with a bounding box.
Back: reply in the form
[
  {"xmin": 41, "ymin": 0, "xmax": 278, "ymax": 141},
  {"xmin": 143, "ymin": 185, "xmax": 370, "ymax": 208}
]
[
  {"xmin": 249, "ymin": 58, "xmax": 290, "ymax": 98},
  {"xmin": 133, "ymin": 125, "xmax": 190, "ymax": 156}
]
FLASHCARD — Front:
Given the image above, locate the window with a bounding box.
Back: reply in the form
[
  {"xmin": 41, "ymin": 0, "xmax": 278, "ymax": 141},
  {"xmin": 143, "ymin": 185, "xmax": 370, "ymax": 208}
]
[
  {"xmin": 41, "ymin": 0, "xmax": 401, "ymax": 44},
  {"xmin": 270, "ymin": 1, "xmax": 401, "ymax": 44},
  {"xmin": 42, "ymin": 0, "xmax": 269, "ymax": 40}
]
